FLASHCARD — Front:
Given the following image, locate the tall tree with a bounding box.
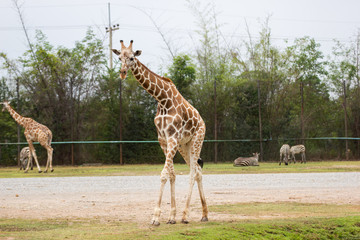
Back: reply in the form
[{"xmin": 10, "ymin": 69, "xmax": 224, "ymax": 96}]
[
  {"xmin": 285, "ymin": 37, "xmax": 328, "ymax": 144},
  {"xmin": 166, "ymin": 54, "xmax": 196, "ymax": 101}
]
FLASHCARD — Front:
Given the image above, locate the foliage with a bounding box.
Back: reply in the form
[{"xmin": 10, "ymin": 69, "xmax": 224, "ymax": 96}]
[
  {"xmin": 1, "ymin": 18, "xmax": 360, "ymax": 165},
  {"xmin": 166, "ymin": 54, "xmax": 196, "ymax": 100}
]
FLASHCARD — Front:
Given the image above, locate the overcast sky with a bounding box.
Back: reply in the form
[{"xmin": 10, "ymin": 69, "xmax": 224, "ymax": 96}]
[{"xmin": 1, "ymin": 0, "xmax": 360, "ymax": 73}]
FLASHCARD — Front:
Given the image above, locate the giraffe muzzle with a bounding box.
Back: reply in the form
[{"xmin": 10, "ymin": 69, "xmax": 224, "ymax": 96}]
[
  {"xmin": 120, "ymin": 71, "xmax": 127, "ymax": 80},
  {"xmin": 120, "ymin": 66, "xmax": 128, "ymax": 79}
]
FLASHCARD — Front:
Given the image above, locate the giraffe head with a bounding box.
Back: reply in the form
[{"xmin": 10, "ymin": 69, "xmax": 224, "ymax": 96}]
[
  {"xmin": 0, "ymin": 101, "xmax": 10, "ymax": 112},
  {"xmin": 112, "ymin": 40, "xmax": 142, "ymax": 79}
]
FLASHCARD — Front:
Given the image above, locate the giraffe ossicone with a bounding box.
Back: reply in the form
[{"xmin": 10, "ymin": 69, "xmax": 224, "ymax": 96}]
[
  {"xmin": 112, "ymin": 40, "xmax": 208, "ymax": 225},
  {"xmin": 1, "ymin": 101, "xmax": 54, "ymax": 173}
]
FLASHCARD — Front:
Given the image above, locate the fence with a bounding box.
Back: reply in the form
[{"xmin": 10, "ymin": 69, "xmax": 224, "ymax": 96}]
[{"xmin": 0, "ymin": 137, "xmax": 359, "ymax": 166}]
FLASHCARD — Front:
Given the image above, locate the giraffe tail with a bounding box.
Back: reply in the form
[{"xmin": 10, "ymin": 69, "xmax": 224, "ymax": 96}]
[
  {"xmin": 47, "ymin": 131, "xmax": 53, "ymax": 146},
  {"xmin": 197, "ymin": 158, "xmax": 203, "ymax": 168}
]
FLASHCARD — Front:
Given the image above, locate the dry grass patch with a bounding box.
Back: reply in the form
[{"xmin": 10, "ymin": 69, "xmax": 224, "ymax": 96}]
[{"xmin": 210, "ymin": 202, "xmax": 360, "ymax": 219}]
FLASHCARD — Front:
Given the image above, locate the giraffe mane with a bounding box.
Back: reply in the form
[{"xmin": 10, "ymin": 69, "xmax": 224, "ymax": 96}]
[
  {"xmin": 137, "ymin": 59, "xmax": 174, "ymax": 84},
  {"xmin": 161, "ymin": 77, "xmax": 173, "ymax": 83}
]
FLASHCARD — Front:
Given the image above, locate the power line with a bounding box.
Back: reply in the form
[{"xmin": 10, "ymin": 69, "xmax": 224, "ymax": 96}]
[
  {"xmin": 2, "ymin": 2, "xmax": 360, "ymax": 25},
  {"xmin": 0, "ymin": 24, "xmax": 354, "ymax": 44},
  {"xmin": 0, "ymin": 3, "xmax": 104, "ymax": 9}
]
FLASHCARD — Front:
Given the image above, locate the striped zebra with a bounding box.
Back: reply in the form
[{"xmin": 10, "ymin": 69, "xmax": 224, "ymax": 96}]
[
  {"xmin": 279, "ymin": 144, "xmax": 290, "ymax": 165},
  {"xmin": 233, "ymin": 153, "xmax": 260, "ymax": 167},
  {"xmin": 290, "ymin": 145, "xmax": 306, "ymax": 163},
  {"xmin": 19, "ymin": 147, "xmax": 33, "ymax": 171}
]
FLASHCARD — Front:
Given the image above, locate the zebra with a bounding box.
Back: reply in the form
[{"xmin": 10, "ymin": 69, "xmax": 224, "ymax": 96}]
[
  {"xmin": 289, "ymin": 144, "xmax": 306, "ymax": 164},
  {"xmin": 233, "ymin": 153, "xmax": 260, "ymax": 167},
  {"xmin": 279, "ymin": 144, "xmax": 290, "ymax": 165},
  {"xmin": 19, "ymin": 147, "xmax": 33, "ymax": 171}
]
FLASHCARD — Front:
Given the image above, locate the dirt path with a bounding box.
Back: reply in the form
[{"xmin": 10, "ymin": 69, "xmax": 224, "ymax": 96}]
[{"xmin": 1, "ymin": 172, "xmax": 359, "ymax": 223}]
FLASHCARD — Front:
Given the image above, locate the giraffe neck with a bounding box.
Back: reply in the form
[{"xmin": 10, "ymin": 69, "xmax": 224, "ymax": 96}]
[
  {"xmin": 130, "ymin": 59, "xmax": 175, "ymax": 103},
  {"xmin": 5, "ymin": 105, "xmax": 26, "ymax": 127}
]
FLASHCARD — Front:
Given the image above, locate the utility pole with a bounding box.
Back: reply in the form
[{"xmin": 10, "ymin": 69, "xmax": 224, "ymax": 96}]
[
  {"xmin": 343, "ymin": 80, "xmax": 349, "ymax": 161},
  {"xmin": 300, "ymin": 79, "xmax": 305, "ymax": 145},
  {"xmin": 105, "ymin": 3, "xmax": 119, "ymax": 69},
  {"xmin": 214, "ymin": 78, "xmax": 218, "ymax": 163},
  {"xmin": 16, "ymin": 76, "xmax": 20, "ymax": 167},
  {"xmin": 105, "ymin": 3, "xmax": 123, "ymax": 165},
  {"xmin": 257, "ymin": 79, "xmax": 263, "ymax": 161}
]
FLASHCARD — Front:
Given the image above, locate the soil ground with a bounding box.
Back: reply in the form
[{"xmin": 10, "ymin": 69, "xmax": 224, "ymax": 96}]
[{"xmin": 0, "ymin": 172, "xmax": 359, "ymax": 223}]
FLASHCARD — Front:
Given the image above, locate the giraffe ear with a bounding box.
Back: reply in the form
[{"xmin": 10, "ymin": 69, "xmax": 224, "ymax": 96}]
[
  {"xmin": 112, "ymin": 49, "xmax": 121, "ymax": 55},
  {"xmin": 134, "ymin": 50, "xmax": 142, "ymax": 57}
]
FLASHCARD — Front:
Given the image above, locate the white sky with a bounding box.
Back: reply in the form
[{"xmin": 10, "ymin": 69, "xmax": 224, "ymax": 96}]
[{"xmin": 1, "ymin": 0, "xmax": 360, "ymax": 73}]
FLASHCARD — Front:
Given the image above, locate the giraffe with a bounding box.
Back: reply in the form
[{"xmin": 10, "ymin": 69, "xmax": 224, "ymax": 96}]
[
  {"xmin": 1, "ymin": 101, "xmax": 54, "ymax": 173},
  {"xmin": 112, "ymin": 40, "xmax": 208, "ymax": 226}
]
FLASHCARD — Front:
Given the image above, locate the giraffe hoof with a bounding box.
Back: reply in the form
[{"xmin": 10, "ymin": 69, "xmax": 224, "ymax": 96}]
[
  {"xmin": 167, "ymin": 220, "xmax": 176, "ymax": 224},
  {"xmin": 181, "ymin": 219, "xmax": 189, "ymax": 224},
  {"xmin": 38, "ymin": 170, "xmax": 42, "ymax": 173},
  {"xmin": 24, "ymin": 171, "xmax": 28, "ymax": 173},
  {"xmin": 201, "ymin": 217, "xmax": 209, "ymax": 222},
  {"xmin": 51, "ymin": 169, "xmax": 54, "ymax": 172},
  {"xmin": 151, "ymin": 220, "xmax": 160, "ymax": 226}
]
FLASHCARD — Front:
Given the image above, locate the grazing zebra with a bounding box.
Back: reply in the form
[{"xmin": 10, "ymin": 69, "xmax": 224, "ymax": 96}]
[
  {"xmin": 290, "ymin": 145, "xmax": 306, "ymax": 163},
  {"xmin": 279, "ymin": 144, "xmax": 290, "ymax": 165},
  {"xmin": 233, "ymin": 153, "xmax": 260, "ymax": 167},
  {"xmin": 19, "ymin": 147, "xmax": 33, "ymax": 171}
]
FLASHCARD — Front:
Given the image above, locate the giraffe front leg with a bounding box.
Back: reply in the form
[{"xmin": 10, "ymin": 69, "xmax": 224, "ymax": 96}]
[
  {"xmin": 151, "ymin": 171, "xmax": 167, "ymax": 226},
  {"xmin": 167, "ymin": 175, "xmax": 176, "ymax": 224},
  {"xmin": 152, "ymin": 138, "xmax": 178, "ymax": 226}
]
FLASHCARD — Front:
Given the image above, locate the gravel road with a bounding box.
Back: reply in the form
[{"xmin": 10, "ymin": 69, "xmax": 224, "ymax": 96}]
[{"xmin": 1, "ymin": 172, "xmax": 359, "ymax": 222}]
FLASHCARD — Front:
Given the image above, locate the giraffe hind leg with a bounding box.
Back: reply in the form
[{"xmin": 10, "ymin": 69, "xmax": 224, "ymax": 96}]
[
  {"xmin": 26, "ymin": 142, "xmax": 42, "ymax": 173},
  {"xmin": 43, "ymin": 146, "xmax": 53, "ymax": 173},
  {"xmin": 182, "ymin": 127, "xmax": 208, "ymax": 224},
  {"xmin": 32, "ymin": 150, "xmax": 42, "ymax": 173}
]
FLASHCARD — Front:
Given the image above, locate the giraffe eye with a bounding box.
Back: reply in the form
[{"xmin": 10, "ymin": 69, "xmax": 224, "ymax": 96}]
[{"xmin": 130, "ymin": 57, "xmax": 134, "ymax": 61}]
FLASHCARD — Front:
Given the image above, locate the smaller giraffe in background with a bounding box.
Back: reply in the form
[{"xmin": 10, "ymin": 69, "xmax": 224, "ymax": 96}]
[{"xmin": 1, "ymin": 101, "xmax": 54, "ymax": 173}]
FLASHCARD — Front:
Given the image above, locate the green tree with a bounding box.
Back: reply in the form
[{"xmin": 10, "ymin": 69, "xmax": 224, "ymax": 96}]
[
  {"xmin": 329, "ymin": 34, "xmax": 360, "ymax": 158},
  {"xmin": 1, "ymin": 29, "xmax": 106, "ymax": 165},
  {"xmin": 166, "ymin": 54, "xmax": 196, "ymax": 100}
]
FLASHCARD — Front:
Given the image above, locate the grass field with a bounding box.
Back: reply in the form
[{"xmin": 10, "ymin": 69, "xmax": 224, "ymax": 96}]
[
  {"xmin": 1, "ymin": 161, "xmax": 359, "ymax": 239},
  {"xmin": 0, "ymin": 160, "xmax": 359, "ymax": 178},
  {"xmin": 1, "ymin": 205, "xmax": 359, "ymax": 239}
]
